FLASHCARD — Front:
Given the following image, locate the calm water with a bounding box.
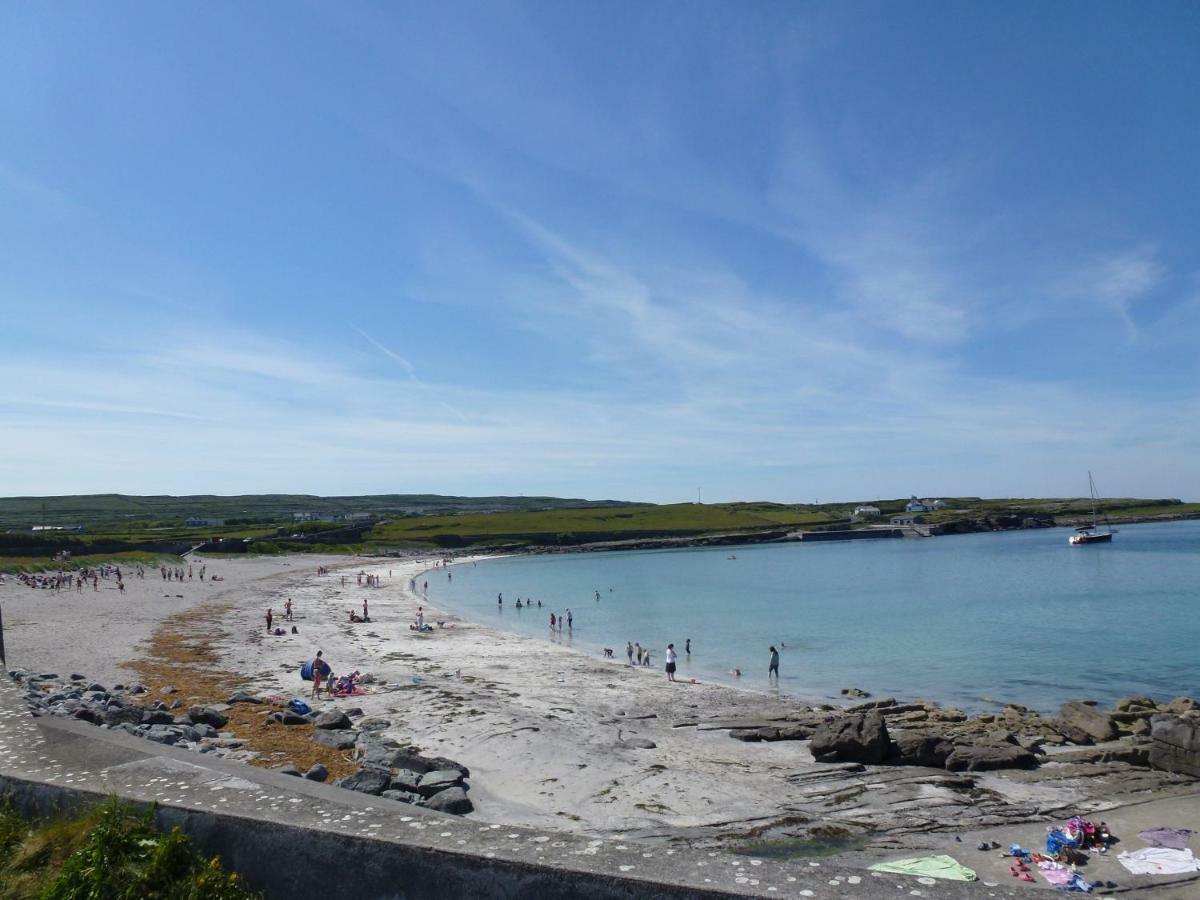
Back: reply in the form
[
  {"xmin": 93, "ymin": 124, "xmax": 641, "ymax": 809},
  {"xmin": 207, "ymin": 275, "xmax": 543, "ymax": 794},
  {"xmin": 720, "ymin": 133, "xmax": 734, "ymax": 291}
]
[{"xmin": 426, "ymin": 520, "xmax": 1200, "ymax": 712}]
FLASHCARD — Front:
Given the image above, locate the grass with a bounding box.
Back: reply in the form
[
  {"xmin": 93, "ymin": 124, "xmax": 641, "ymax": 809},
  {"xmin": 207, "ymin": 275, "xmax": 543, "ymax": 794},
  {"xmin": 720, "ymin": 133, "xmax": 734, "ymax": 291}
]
[
  {"xmin": 0, "ymin": 552, "xmax": 183, "ymax": 575},
  {"xmin": 366, "ymin": 501, "xmax": 843, "ymax": 546},
  {"xmin": 0, "ymin": 493, "xmax": 643, "ymax": 531},
  {"xmin": 0, "ymin": 796, "xmax": 258, "ymax": 899}
]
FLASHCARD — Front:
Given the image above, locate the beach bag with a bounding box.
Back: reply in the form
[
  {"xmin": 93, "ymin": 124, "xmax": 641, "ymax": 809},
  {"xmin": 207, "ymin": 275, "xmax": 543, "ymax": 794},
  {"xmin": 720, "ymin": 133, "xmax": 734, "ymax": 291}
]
[
  {"xmin": 287, "ymin": 698, "xmax": 312, "ymax": 715},
  {"xmin": 300, "ymin": 660, "xmax": 314, "ymax": 681}
]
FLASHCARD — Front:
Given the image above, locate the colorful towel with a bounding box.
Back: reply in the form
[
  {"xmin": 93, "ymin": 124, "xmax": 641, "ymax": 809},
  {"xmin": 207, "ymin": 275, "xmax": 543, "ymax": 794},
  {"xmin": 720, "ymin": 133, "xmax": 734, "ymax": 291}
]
[
  {"xmin": 1138, "ymin": 827, "xmax": 1193, "ymax": 850},
  {"xmin": 1118, "ymin": 847, "xmax": 1200, "ymax": 875},
  {"xmin": 868, "ymin": 855, "xmax": 977, "ymax": 881},
  {"xmin": 1037, "ymin": 861, "xmax": 1074, "ymax": 886}
]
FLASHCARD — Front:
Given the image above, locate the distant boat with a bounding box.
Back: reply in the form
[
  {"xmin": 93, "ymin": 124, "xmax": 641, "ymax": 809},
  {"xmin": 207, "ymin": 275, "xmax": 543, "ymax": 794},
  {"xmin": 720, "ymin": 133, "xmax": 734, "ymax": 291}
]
[{"xmin": 1069, "ymin": 472, "xmax": 1116, "ymax": 545}]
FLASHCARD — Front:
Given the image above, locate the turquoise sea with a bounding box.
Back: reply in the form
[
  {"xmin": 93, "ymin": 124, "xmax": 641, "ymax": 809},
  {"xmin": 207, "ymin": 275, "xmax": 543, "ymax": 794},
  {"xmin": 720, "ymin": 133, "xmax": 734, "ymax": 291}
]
[{"xmin": 428, "ymin": 520, "xmax": 1200, "ymax": 713}]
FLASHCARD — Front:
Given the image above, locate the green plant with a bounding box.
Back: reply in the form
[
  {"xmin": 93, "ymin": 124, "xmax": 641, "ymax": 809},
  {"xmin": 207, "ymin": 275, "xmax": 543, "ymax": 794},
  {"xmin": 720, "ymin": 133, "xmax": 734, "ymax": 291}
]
[{"xmin": 0, "ymin": 798, "xmax": 258, "ymax": 900}]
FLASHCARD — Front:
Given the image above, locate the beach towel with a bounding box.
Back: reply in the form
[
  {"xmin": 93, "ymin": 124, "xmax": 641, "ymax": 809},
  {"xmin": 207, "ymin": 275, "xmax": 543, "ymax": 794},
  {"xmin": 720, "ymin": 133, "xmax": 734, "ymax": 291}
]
[
  {"xmin": 868, "ymin": 855, "xmax": 977, "ymax": 881},
  {"xmin": 1117, "ymin": 847, "xmax": 1200, "ymax": 876},
  {"xmin": 1138, "ymin": 827, "xmax": 1193, "ymax": 850}
]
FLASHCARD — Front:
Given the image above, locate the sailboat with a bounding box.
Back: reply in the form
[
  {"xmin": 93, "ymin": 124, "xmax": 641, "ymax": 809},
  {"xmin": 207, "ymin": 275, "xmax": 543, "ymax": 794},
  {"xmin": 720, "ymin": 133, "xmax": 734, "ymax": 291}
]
[{"xmin": 1069, "ymin": 471, "xmax": 1116, "ymax": 545}]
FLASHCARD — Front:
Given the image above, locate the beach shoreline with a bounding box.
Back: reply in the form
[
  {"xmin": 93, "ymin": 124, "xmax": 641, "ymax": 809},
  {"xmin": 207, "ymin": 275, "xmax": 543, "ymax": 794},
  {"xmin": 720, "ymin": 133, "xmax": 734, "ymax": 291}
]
[{"xmin": 6, "ymin": 551, "xmax": 1199, "ymax": 882}]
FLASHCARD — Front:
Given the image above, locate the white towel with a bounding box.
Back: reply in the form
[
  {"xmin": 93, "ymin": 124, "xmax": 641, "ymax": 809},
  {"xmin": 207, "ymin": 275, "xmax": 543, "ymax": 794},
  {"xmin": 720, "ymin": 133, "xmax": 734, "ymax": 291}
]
[{"xmin": 1117, "ymin": 847, "xmax": 1200, "ymax": 876}]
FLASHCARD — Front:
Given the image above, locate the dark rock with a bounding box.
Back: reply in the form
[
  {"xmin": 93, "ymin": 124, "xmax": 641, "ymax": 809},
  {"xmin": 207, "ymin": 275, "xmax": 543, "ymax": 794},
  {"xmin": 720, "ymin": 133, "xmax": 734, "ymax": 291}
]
[
  {"xmin": 273, "ymin": 765, "xmax": 303, "ymax": 777},
  {"xmin": 102, "ymin": 706, "xmax": 143, "ymax": 727},
  {"xmin": 358, "ymin": 717, "xmax": 391, "ymax": 731},
  {"xmin": 384, "ymin": 747, "xmax": 470, "ymax": 777},
  {"xmin": 1148, "ymin": 715, "xmax": 1200, "ymax": 776},
  {"xmin": 416, "ymin": 769, "xmax": 466, "ymax": 797},
  {"xmin": 86, "ymin": 682, "xmax": 106, "ymax": 693},
  {"xmin": 423, "ymin": 787, "xmax": 473, "ymax": 815},
  {"xmin": 142, "ymin": 709, "xmax": 176, "ymax": 726},
  {"xmin": 841, "ymin": 687, "xmax": 871, "ymax": 698},
  {"xmin": 305, "ymin": 764, "xmax": 329, "ymax": 782},
  {"xmin": 1056, "ymin": 701, "xmax": 1117, "ymax": 745},
  {"xmin": 810, "ymin": 712, "xmax": 889, "ymax": 764},
  {"xmin": 847, "ymin": 698, "xmax": 896, "ymax": 712},
  {"xmin": 173, "ymin": 715, "xmax": 194, "ymax": 726},
  {"xmin": 72, "ymin": 706, "xmax": 102, "ymax": 725},
  {"xmin": 1015, "ymin": 733, "xmax": 1045, "ymax": 753},
  {"xmin": 1115, "ymin": 696, "xmax": 1156, "ymax": 712},
  {"xmin": 193, "ymin": 723, "xmax": 217, "ymax": 739},
  {"xmin": 313, "ymin": 710, "xmax": 352, "ymax": 730},
  {"xmin": 228, "ymin": 691, "xmax": 264, "ymax": 704},
  {"xmin": 336, "ymin": 766, "xmax": 391, "ymax": 796},
  {"xmin": 381, "ymin": 789, "xmax": 420, "ymax": 804},
  {"xmin": 174, "ymin": 725, "xmax": 201, "ymax": 743},
  {"xmin": 388, "ymin": 770, "xmax": 422, "ymax": 792},
  {"xmin": 945, "ymin": 742, "xmax": 1037, "ymax": 771},
  {"xmin": 312, "ymin": 729, "xmax": 358, "ymax": 750},
  {"xmin": 891, "ymin": 732, "xmax": 954, "ymax": 768},
  {"xmin": 269, "ymin": 711, "xmax": 310, "ymax": 726},
  {"xmin": 729, "ymin": 728, "xmax": 765, "ymax": 742},
  {"xmin": 145, "ymin": 725, "xmax": 179, "ymax": 745},
  {"xmin": 68, "ymin": 674, "xmax": 84, "ymax": 681},
  {"xmin": 187, "ymin": 705, "xmax": 230, "ymax": 728},
  {"xmin": 343, "ymin": 707, "xmax": 364, "ymax": 718}
]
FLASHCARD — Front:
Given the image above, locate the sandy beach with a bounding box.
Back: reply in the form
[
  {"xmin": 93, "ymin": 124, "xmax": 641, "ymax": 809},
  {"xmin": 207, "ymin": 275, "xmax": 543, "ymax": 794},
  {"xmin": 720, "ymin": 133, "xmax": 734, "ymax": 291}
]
[{"xmin": 5, "ymin": 552, "xmax": 1200, "ymax": 885}]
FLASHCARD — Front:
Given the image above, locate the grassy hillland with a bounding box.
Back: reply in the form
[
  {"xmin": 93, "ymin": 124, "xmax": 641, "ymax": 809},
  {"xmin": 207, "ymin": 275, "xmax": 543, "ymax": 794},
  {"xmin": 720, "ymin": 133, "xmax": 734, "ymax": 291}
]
[{"xmin": 0, "ymin": 492, "xmax": 1196, "ymax": 566}]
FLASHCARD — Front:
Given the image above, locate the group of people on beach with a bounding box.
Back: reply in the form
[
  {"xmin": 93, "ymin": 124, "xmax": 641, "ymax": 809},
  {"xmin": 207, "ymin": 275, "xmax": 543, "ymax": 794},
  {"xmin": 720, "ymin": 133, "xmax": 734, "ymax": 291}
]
[{"xmin": 161, "ymin": 564, "xmax": 203, "ymax": 581}]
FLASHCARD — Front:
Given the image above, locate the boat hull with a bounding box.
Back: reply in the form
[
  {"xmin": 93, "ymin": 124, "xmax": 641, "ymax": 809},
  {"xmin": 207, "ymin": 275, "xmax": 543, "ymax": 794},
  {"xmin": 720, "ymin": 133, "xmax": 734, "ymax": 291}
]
[{"xmin": 1069, "ymin": 532, "xmax": 1113, "ymax": 545}]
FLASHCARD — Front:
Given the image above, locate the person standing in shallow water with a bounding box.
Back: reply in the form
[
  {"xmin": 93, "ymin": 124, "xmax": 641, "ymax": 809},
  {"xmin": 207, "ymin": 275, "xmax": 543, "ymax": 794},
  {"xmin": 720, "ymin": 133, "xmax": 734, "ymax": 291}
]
[{"xmin": 768, "ymin": 645, "xmax": 780, "ymax": 680}]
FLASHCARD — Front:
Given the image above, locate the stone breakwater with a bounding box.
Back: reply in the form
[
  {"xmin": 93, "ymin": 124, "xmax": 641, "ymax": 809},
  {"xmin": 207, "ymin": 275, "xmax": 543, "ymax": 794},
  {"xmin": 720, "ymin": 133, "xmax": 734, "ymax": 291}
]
[{"xmin": 10, "ymin": 668, "xmax": 475, "ymax": 816}]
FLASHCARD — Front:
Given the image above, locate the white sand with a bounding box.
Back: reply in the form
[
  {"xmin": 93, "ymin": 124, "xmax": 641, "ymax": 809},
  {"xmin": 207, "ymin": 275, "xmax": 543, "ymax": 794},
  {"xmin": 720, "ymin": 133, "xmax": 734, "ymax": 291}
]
[
  {"xmin": 8, "ymin": 553, "xmax": 1197, "ymax": 852},
  {"xmin": 0, "ymin": 555, "xmax": 332, "ymax": 687}
]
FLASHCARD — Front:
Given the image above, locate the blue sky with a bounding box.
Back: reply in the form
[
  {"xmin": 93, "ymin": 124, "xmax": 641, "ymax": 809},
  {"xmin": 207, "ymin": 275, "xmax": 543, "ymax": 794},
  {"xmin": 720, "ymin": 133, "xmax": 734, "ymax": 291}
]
[{"xmin": 1, "ymin": 2, "xmax": 1197, "ymax": 503}]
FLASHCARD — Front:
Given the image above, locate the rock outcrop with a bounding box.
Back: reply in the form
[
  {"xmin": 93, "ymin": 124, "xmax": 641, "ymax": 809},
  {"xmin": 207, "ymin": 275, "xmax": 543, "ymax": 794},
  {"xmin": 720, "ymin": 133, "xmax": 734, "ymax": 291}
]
[
  {"xmin": 1055, "ymin": 701, "xmax": 1117, "ymax": 745},
  {"xmin": 1148, "ymin": 715, "xmax": 1200, "ymax": 777},
  {"xmin": 810, "ymin": 712, "xmax": 889, "ymax": 764}
]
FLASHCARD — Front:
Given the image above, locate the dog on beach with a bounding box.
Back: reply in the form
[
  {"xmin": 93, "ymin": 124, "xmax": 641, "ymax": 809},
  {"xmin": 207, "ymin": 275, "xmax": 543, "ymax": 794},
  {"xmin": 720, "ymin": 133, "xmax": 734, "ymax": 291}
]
[{"xmin": 603, "ymin": 648, "xmax": 613, "ymax": 658}]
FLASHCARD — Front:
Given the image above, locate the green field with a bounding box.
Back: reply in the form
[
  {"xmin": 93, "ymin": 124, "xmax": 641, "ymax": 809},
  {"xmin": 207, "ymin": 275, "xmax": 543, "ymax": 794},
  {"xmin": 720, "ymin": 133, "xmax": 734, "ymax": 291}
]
[
  {"xmin": 0, "ymin": 493, "xmax": 641, "ymax": 531},
  {"xmin": 0, "ymin": 492, "xmax": 1194, "ymax": 565},
  {"xmin": 365, "ymin": 501, "xmax": 842, "ymax": 547}
]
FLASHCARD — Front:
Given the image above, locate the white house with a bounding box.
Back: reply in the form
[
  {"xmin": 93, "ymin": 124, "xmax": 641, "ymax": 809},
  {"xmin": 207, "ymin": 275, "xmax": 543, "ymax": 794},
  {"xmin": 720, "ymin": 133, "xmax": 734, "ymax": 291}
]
[
  {"xmin": 852, "ymin": 505, "xmax": 881, "ymax": 519},
  {"xmin": 905, "ymin": 496, "xmax": 930, "ymax": 513}
]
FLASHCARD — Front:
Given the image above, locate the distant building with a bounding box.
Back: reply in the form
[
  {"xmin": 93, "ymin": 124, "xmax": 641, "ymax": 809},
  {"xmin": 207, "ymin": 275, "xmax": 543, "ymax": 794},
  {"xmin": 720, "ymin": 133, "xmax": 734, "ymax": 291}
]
[
  {"xmin": 186, "ymin": 517, "xmax": 225, "ymax": 527},
  {"xmin": 905, "ymin": 496, "xmax": 948, "ymax": 513},
  {"xmin": 32, "ymin": 525, "xmax": 83, "ymax": 532},
  {"xmin": 852, "ymin": 505, "xmax": 881, "ymax": 519},
  {"xmin": 891, "ymin": 513, "xmax": 926, "ymax": 526}
]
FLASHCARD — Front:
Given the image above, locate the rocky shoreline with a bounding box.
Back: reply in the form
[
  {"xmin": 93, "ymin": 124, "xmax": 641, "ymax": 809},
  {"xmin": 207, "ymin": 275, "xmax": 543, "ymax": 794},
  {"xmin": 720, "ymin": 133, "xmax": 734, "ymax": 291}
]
[
  {"xmin": 730, "ymin": 692, "xmax": 1200, "ymax": 777},
  {"xmin": 9, "ymin": 668, "xmax": 476, "ymax": 816}
]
